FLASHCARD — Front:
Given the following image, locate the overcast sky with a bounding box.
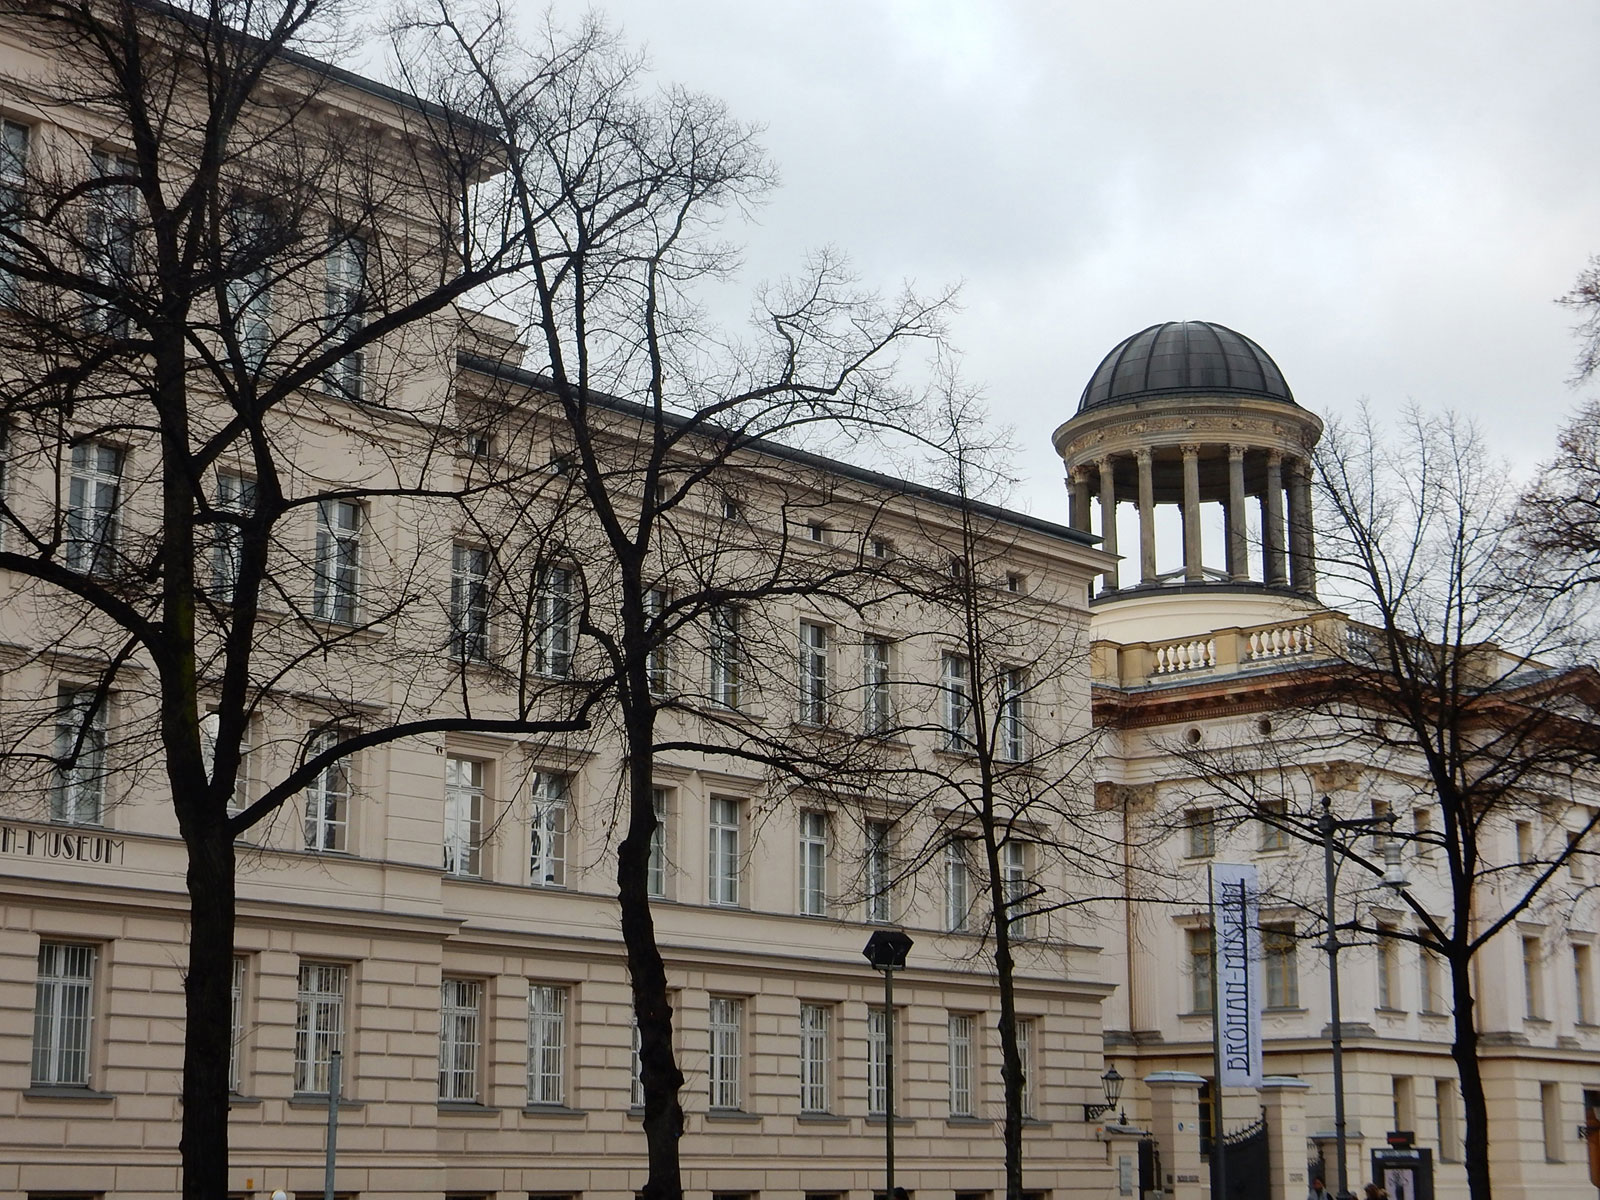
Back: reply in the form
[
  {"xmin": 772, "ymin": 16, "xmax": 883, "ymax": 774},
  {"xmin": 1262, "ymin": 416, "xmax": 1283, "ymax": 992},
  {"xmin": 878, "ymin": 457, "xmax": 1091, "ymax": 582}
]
[{"xmin": 525, "ymin": 1, "xmax": 1600, "ymax": 519}]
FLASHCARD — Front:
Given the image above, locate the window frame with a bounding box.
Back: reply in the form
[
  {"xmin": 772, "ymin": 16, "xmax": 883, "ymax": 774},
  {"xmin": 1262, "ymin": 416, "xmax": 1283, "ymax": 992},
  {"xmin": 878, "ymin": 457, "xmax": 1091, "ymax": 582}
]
[
  {"xmin": 799, "ymin": 1001, "xmax": 831, "ymax": 1115},
  {"xmin": 866, "ymin": 819, "xmax": 893, "ymax": 924},
  {"xmin": 211, "ymin": 471, "xmax": 256, "ymax": 600},
  {"xmin": 66, "ymin": 440, "xmax": 123, "ymax": 576},
  {"xmin": 312, "ymin": 498, "xmax": 361, "ymax": 624},
  {"xmin": 945, "ymin": 839, "xmax": 972, "ymax": 933},
  {"xmin": 708, "ymin": 796, "xmax": 743, "ymax": 907},
  {"xmin": 998, "ymin": 666, "xmax": 1026, "ymax": 761},
  {"xmin": 293, "ymin": 960, "xmax": 347, "ymax": 1096},
  {"xmin": 799, "ymin": 620, "xmax": 829, "ymax": 725},
  {"xmin": 32, "ymin": 941, "xmax": 97, "ymax": 1087},
  {"xmin": 709, "ymin": 605, "xmax": 742, "ymax": 709},
  {"xmin": 450, "ymin": 543, "xmax": 491, "ymax": 662},
  {"xmin": 1263, "ymin": 923, "xmax": 1299, "ymax": 1009},
  {"xmin": 323, "ymin": 228, "xmax": 366, "ymax": 400},
  {"xmin": 439, "ymin": 976, "xmax": 482, "ymax": 1103},
  {"xmin": 52, "ymin": 684, "xmax": 108, "ymax": 825},
  {"xmin": 707, "ymin": 995, "xmax": 744, "ymax": 1111},
  {"xmin": 83, "ymin": 150, "xmax": 137, "ymax": 337},
  {"xmin": 529, "ymin": 771, "xmax": 568, "ymax": 888},
  {"xmin": 647, "ymin": 786, "xmax": 670, "ymax": 900},
  {"xmin": 941, "ymin": 652, "xmax": 974, "ymax": 751},
  {"xmin": 444, "ymin": 756, "xmax": 485, "ymax": 878},
  {"xmin": 947, "ymin": 1012, "xmax": 975, "ymax": 1117},
  {"xmin": 863, "ymin": 636, "xmax": 893, "ymax": 736},
  {"xmin": 526, "ymin": 983, "xmax": 568, "ymax": 1107},
  {"xmin": 534, "ymin": 565, "xmax": 575, "ymax": 677},
  {"xmin": 798, "ymin": 810, "xmax": 828, "ymax": 916},
  {"xmin": 303, "ymin": 729, "xmax": 352, "ymax": 853}
]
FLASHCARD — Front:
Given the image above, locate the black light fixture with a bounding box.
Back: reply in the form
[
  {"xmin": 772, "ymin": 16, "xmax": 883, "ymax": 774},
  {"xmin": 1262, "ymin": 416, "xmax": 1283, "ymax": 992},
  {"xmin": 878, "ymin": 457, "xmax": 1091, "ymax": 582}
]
[
  {"xmin": 1083, "ymin": 1065, "xmax": 1124, "ymax": 1122},
  {"xmin": 863, "ymin": 928, "xmax": 914, "ymax": 971}
]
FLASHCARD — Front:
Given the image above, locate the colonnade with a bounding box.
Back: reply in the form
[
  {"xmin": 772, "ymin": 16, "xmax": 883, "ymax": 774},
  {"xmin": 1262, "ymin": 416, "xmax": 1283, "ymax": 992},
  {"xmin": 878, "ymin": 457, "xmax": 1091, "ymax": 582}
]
[{"xmin": 1066, "ymin": 444, "xmax": 1316, "ymax": 595}]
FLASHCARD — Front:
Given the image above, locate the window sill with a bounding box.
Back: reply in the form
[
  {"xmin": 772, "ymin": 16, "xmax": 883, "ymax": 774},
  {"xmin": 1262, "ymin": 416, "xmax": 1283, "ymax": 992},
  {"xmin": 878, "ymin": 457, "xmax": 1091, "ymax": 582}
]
[
  {"xmin": 947, "ymin": 1115, "xmax": 993, "ymax": 1128},
  {"xmin": 438, "ymin": 1100, "xmax": 499, "ymax": 1114},
  {"xmin": 1021, "ymin": 1117, "xmax": 1053, "ymax": 1130},
  {"xmin": 23, "ymin": 1085, "xmax": 114, "ymax": 1101},
  {"xmin": 797, "ymin": 1113, "xmax": 849, "ymax": 1125},
  {"xmin": 1264, "ymin": 1006, "xmax": 1308, "ymax": 1015},
  {"xmin": 1374, "ymin": 1006, "xmax": 1409, "ymax": 1016},
  {"xmin": 288, "ymin": 1096, "xmax": 365, "ymax": 1110},
  {"xmin": 705, "ymin": 1108, "xmax": 762, "ymax": 1123},
  {"xmin": 523, "ymin": 1103, "xmax": 586, "ymax": 1118},
  {"xmin": 227, "ymin": 1093, "xmax": 263, "ymax": 1108},
  {"xmin": 866, "ymin": 1115, "xmax": 914, "ymax": 1127},
  {"xmin": 1525, "ymin": 1016, "xmax": 1553, "ymax": 1026}
]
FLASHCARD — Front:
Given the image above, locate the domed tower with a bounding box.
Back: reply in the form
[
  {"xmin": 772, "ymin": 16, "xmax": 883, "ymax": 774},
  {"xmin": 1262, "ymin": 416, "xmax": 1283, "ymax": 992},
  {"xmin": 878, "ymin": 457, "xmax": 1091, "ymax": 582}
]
[{"xmin": 1053, "ymin": 321, "xmax": 1322, "ymax": 616}]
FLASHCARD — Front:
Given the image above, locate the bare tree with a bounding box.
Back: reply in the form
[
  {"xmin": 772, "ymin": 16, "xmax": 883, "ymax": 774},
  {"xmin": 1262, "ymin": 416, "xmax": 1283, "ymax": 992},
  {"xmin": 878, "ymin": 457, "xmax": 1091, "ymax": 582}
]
[
  {"xmin": 829, "ymin": 390, "xmax": 1111, "ymax": 1200},
  {"xmin": 0, "ymin": 3, "xmax": 625, "ymax": 1195},
  {"xmin": 1168, "ymin": 406, "xmax": 1600, "ymax": 1200},
  {"xmin": 393, "ymin": 8, "xmax": 954, "ymax": 1198}
]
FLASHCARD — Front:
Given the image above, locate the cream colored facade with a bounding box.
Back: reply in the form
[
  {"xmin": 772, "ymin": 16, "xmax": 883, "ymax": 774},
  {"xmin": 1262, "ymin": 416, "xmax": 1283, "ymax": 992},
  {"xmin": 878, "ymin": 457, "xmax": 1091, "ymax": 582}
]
[{"xmin": 1059, "ymin": 323, "xmax": 1600, "ymax": 1200}]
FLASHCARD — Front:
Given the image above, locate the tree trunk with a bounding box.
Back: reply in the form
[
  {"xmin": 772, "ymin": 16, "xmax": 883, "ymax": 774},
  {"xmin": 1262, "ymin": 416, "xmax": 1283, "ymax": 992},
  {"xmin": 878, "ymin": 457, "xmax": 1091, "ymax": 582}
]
[
  {"xmin": 619, "ymin": 698, "xmax": 685, "ymax": 1200},
  {"xmin": 1449, "ymin": 954, "xmax": 1492, "ymax": 1200},
  {"xmin": 180, "ymin": 823, "xmax": 237, "ymax": 1200},
  {"xmin": 983, "ymin": 826, "xmax": 1025, "ymax": 1200}
]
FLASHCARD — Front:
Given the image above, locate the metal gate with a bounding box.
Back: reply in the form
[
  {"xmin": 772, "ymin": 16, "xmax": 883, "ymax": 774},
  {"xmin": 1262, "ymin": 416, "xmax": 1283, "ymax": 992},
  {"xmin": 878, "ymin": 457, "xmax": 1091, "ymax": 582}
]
[{"xmin": 1210, "ymin": 1114, "xmax": 1270, "ymax": 1200}]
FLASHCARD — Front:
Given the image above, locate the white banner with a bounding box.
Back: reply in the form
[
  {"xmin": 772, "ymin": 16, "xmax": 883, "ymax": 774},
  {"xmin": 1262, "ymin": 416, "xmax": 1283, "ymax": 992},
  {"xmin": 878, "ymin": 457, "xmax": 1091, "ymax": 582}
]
[{"xmin": 1211, "ymin": 862, "xmax": 1263, "ymax": 1087}]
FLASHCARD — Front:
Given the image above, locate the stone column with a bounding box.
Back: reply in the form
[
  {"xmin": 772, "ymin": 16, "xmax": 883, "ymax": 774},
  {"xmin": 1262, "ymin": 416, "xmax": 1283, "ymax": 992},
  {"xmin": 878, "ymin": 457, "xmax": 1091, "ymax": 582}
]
[
  {"xmin": 1263, "ymin": 1076, "xmax": 1312, "ymax": 1200},
  {"xmin": 1098, "ymin": 456, "xmax": 1119, "ymax": 591},
  {"xmin": 1145, "ymin": 1071, "xmax": 1209, "ymax": 1200},
  {"xmin": 1137, "ymin": 448, "xmax": 1157, "ymax": 585},
  {"xmin": 1288, "ymin": 458, "xmax": 1316, "ymax": 595},
  {"xmin": 1263, "ymin": 451, "xmax": 1287, "ymax": 588},
  {"xmin": 1070, "ymin": 467, "xmax": 1093, "ymax": 533},
  {"xmin": 1227, "ymin": 445, "xmax": 1248, "ymax": 581},
  {"xmin": 1182, "ymin": 444, "xmax": 1203, "ymax": 582}
]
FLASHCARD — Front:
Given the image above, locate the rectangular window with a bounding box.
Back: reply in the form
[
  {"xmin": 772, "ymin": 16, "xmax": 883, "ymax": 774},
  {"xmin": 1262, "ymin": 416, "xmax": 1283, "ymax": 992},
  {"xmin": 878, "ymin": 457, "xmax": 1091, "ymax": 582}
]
[
  {"xmin": 708, "ymin": 996, "xmax": 743, "ymax": 1110},
  {"xmin": 1187, "ymin": 927, "xmax": 1213, "ymax": 1013},
  {"xmin": 866, "ymin": 819, "xmax": 893, "ymax": 923},
  {"xmin": 1264, "ymin": 924, "xmax": 1298, "ymax": 1008},
  {"xmin": 527, "ymin": 984, "xmax": 567, "ymax": 1106},
  {"xmin": 1541, "ymin": 1082, "xmax": 1563, "ymax": 1162},
  {"xmin": 645, "ymin": 587, "xmax": 669, "ymax": 694},
  {"xmin": 799, "ymin": 810, "xmax": 828, "ymax": 916},
  {"xmin": 945, "ymin": 839, "xmax": 972, "ymax": 932},
  {"xmin": 324, "ymin": 230, "xmax": 366, "ymax": 400},
  {"xmin": 1377, "ymin": 925, "xmax": 1402, "ymax": 1010},
  {"xmin": 66, "ymin": 441, "xmax": 122, "ymax": 575},
  {"xmin": 1414, "ymin": 807, "xmax": 1434, "ymax": 858},
  {"xmin": 1002, "ymin": 841, "xmax": 1030, "ymax": 939},
  {"xmin": 84, "ymin": 151, "xmax": 136, "ymax": 336},
  {"xmin": 313, "ymin": 499, "xmax": 361, "ymax": 623},
  {"xmin": 864, "ymin": 636, "xmax": 893, "ymax": 735},
  {"xmin": 1571, "ymin": 829, "xmax": 1588, "ymax": 881},
  {"xmin": 224, "ymin": 206, "xmax": 273, "ymax": 370},
  {"xmin": 1371, "ymin": 799, "xmax": 1392, "ymax": 852},
  {"xmin": 450, "ymin": 544, "xmax": 490, "ymax": 661},
  {"xmin": 229, "ymin": 955, "xmax": 246, "ymax": 1093},
  {"xmin": 303, "ymin": 730, "xmax": 351, "ymax": 853},
  {"xmin": 799, "ymin": 621, "xmax": 829, "ymax": 725},
  {"xmin": 999, "ymin": 667, "xmax": 1026, "ymax": 761},
  {"xmin": 941, "ymin": 653, "xmax": 973, "ymax": 750},
  {"xmin": 1524, "ymin": 935, "xmax": 1545, "ymax": 1020},
  {"xmin": 1015, "ymin": 1017, "xmax": 1036, "ymax": 1119},
  {"xmin": 709, "ymin": 606, "xmax": 741, "ymax": 708},
  {"xmin": 867, "ymin": 1004, "xmax": 892, "ymax": 1116},
  {"xmin": 439, "ymin": 978, "xmax": 481, "ymax": 1102},
  {"xmin": 293, "ymin": 961, "xmax": 346, "ymax": 1095},
  {"xmin": 630, "ymin": 1017, "xmax": 645, "ymax": 1109},
  {"xmin": 32, "ymin": 942, "xmax": 95, "ymax": 1086},
  {"xmin": 1185, "ymin": 808, "xmax": 1215, "ymax": 858},
  {"xmin": 1577, "ymin": 944, "xmax": 1594, "ymax": 1025},
  {"xmin": 530, "ymin": 772, "xmax": 568, "ymax": 888},
  {"xmin": 0, "ymin": 120, "xmax": 26, "ymax": 305},
  {"xmin": 1436, "ymin": 1079, "xmax": 1460, "ymax": 1161},
  {"xmin": 647, "ymin": 786, "xmax": 669, "ymax": 899},
  {"xmin": 52, "ymin": 685, "xmax": 107, "ymax": 825},
  {"xmin": 1516, "ymin": 820, "xmax": 1534, "ymax": 862},
  {"xmin": 709, "ymin": 796, "xmax": 742, "ymax": 906},
  {"xmin": 212, "ymin": 472, "xmax": 256, "ymax": 600},
  {"xmin": 948, "ymin": 1013, "xmax": 974, "ymax": 1116},
  {"xmin": 1258, "ymin": 798, "xmax": 1289, "ymax": 851},
  {"xmin": 1393, "ymin": 1075, "xmax": 1415, "ymax": 1131},
  {"xmin": 534, "ymin": 566, "xmax": 575, "ymax": 676},
  {"xmin": 444, "ymin": 757, "xmax": 484, "ymax": 878},
  {"xmin": 799, "ymin": 1002, "xmax": 831, "ymax": 1114},
  {"xmin": 1419, "ymin": 947, "xmax": 1444, "ymax": 1015}
]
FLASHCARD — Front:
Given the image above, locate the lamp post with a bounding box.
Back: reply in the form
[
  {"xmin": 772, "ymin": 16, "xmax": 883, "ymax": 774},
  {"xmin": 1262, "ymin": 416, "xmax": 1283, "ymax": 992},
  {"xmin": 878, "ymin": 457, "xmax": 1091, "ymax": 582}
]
[
  {"xmin": 1319, "ymin": 796, "xmax": 1407, "ymax": 1200},
  {"xmin": 864, "ymin": 929, "xmax": 914, "ymax": 1200}
]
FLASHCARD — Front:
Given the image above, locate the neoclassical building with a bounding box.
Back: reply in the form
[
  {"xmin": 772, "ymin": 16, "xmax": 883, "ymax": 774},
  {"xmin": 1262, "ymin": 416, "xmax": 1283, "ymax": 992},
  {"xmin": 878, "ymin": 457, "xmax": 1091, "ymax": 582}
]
[{"xmin": 1062, "ymin": 321, "xmax": 1600, "ymax": 1200}]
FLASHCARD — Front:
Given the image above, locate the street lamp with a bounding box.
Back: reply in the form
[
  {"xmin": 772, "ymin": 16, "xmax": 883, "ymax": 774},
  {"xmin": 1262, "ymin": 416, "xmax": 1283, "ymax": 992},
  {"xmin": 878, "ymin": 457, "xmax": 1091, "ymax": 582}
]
[
  {"xmin": 1319, "ymin": 796, "xmax": 1408, "ymax": 1200},
  {"xmin": 1083, "ymin": 1065, "xmax": 1125, "ymax": 1122},
  {"xmin": 864, "ymin": 929, "xmax": 913, "ymax": 1200}
]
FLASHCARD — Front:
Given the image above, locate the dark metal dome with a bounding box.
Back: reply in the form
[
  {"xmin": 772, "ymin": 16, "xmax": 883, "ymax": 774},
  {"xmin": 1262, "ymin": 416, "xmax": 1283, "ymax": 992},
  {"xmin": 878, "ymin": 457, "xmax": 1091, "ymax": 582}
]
[{"xmin": 1078, "ymin": 321, "xmax": 1295, "ymax": 413}]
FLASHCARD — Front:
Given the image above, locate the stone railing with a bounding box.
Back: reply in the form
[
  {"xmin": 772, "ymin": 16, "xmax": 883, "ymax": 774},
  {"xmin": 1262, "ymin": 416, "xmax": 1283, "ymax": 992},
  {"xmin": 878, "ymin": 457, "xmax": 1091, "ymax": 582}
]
[{"xmin": 1094, "ymin": 612, "xmax": 1356, "ymax": 688}]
